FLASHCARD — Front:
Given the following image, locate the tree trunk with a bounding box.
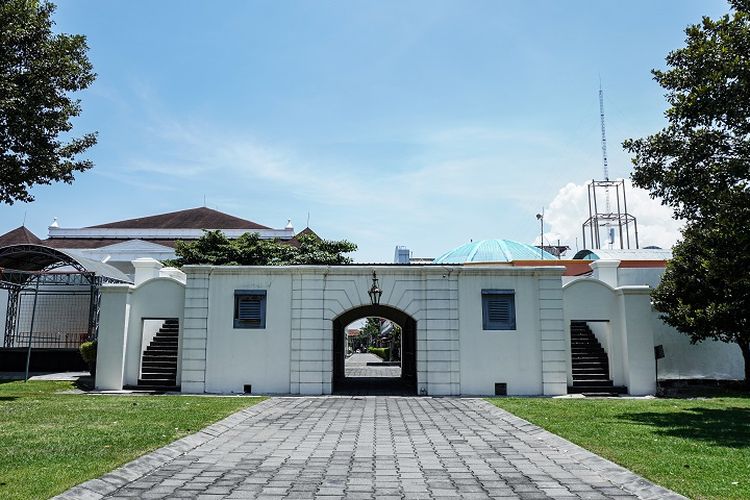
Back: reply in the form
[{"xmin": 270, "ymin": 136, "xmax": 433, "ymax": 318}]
[{"xmin": 739, "ymin": 339, "xmax": 750, "ymax": 389}]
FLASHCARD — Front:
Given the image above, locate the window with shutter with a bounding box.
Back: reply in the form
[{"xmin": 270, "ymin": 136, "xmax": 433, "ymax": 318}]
[
  {"xmin": 481, "ymin": 289, "xmax": 516, "ymax": 330},
  {"xmin": 234, "ymin": 290, "xmax": 267, "ymax": 329}
]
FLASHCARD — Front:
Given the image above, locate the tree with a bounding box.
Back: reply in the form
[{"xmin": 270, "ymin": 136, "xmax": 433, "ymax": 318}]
[
  {"xmin": 623, "ymin": 0, "xmax": 750, "ymax": 221},
  {"xmin": 651, "ymin": 216, "xmax": 750, "ymax": 384},
  {"xmin": 1, "ymin": 0, "xmax": 97, "ymax": 205},
  {"xmin": 166, "ymin": 230, "xmax": 357, "ymax": 267},
  {"xmin": 623, "ymin": 0, "xmax": 750, "ymax": 384},
  {"xmin": 358, "ymin": 317, "xmax": 381, "ymax": 350}
]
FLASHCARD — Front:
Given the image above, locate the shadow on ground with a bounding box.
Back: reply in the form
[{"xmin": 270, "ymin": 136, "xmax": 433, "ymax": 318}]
[{"xmin": 619, "ymin": 405, "xmax": 750, "ymax": 448}]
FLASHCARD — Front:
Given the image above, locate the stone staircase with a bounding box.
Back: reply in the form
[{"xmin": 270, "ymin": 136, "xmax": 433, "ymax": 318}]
[
  {"xmin": 137, "ymin": 319, "xmax": 180, "ymax": 391},
  {"xmin": 569, "ymin": 321, "xmax": 626, "ymax": 396}
]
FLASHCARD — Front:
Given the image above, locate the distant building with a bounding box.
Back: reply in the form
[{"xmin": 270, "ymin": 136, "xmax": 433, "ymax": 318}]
[
  {"xmin": 392, "ymin": 246, "xmax": 434, "ymax": 265},
  {"xmin": 0, "ymin": 207, "xmax": 316, "ymax": 278}
]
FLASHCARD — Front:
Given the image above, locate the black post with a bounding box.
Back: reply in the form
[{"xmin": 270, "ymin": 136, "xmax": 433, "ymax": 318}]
[{"xmin": 24, "ymin": 277, "xmax": 41, "ymax": 382}]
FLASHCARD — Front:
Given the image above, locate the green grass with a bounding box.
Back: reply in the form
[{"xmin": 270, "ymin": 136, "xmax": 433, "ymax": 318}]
[
  {"xmin": 0, "ymin": 380, "xmax": 265, "ymax": 500},
  {"xmin": 488, "ymin": 395, "xmax": 750, "ymax": 500}
]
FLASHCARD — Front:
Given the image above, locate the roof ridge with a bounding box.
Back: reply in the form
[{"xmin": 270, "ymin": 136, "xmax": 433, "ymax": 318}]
[{"xmin": 86, "ymin": 207, "xmax": 271, "ymax": 230}]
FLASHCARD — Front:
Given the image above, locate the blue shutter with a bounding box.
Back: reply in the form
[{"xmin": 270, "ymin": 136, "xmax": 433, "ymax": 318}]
[
  {"xmin": 234, "ymin": 290, "xmax": 266, "ymax": 328},
  {"xmin": 486, "ymin": 297, "xmax": 511, "ymax": 323},
  {"xmin": 482, "ymin": 290, "xmax": 516, "ymax": 330}
]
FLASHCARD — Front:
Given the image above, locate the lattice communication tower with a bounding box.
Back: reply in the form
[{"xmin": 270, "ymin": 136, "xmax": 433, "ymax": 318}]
[{"xmin": 581, "ymin": 87, "xmax": 639, "ymax": 250}]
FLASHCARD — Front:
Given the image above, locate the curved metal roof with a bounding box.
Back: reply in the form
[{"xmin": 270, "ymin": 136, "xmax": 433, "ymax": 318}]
[
  {"xmin": 572, "ymin": 248, "xmax": 673, "ymax": 261},
  {"xmin": 434, "ymin": 239, "xmax": 557, "ymax": 264},
  {"xmin": 0, "ymin": 244, "xmax": 132, "ymax": 283}
]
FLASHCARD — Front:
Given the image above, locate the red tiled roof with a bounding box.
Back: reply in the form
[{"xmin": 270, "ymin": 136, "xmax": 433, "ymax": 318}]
[
  {"xmin": 288, "ymin": 227, "xmax": 320, "ymax": 248},
  {"xmin": 87, "ymin": 207, "xmax": 270, "ymax": 230},
  {"xmin": 0, "ymin": 226, "xmax": 43, "ymax": 247},
  {"xmin": 42, "ymin": 238, "xmax": 180, "ymax": 249}
]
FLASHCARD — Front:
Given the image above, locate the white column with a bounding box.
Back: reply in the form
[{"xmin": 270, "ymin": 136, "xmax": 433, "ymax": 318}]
[
  {"xmin": 132, "ymin": 257, "xmax": 163, "ymax": 286},
  {"xmin": 95, "ymin": 284, "xmax": 132, "ymax": 390},
  {"xmin": 590, "ymin": 259, "xmax": 620, "ymax": 288},
  {"xmin": 618, "ymin": 286, "xmax": 657, "ymax": 395},
  {"xmin": 181, "ymin": 268, "xmax": 210, "ymax": 393}
]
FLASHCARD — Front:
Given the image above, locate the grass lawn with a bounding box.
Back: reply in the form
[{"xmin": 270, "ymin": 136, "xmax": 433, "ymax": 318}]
[
  {"xmin": 0, "ymin": 380, "xmax": 266, "ymax": 500},
  {"xmin": 488, "ymin": 395, "xmax": 750, "ymax": 500}
]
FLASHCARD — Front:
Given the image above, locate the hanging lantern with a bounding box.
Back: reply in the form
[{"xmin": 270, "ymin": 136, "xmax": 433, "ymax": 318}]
[{"xmin": 368, "ymin": 270, "xmax": 382, "ymax": 306}]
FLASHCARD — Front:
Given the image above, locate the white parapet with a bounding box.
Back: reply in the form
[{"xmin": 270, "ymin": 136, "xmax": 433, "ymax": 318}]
[
  {"xmin": 590, "ymin": 259, "xmax": 620, "ymax": 288},
  {"xmin": 132, "ymin": 257, "xmax": 163, "ymax": 286},
  {"xmin": 160, "ymin": 267, "xmax": 187, "ymax": 284}
]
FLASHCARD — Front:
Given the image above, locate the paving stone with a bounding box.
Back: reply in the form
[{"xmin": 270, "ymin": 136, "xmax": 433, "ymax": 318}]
[{"xmin": 52, "ymin": 397, "xmax": 687, "ymax": 500}]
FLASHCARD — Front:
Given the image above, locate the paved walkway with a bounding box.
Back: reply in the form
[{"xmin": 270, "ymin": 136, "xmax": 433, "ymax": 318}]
[
  {"xmin": 345, "ymin": 353, "xmax": 401, "ymax": 378},
  {"xmin": 56, "ymin": 397, "xmax": 684, "ymax": 500}
]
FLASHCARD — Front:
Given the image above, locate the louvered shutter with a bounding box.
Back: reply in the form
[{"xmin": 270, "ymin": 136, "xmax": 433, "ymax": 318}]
[
  {"xmin": 482, "ymin": 290, "xmax": 516, "ymax": 330},
  {"xmin": 234, "ymin": 290, "xmax": 267, "ymax": 328}
]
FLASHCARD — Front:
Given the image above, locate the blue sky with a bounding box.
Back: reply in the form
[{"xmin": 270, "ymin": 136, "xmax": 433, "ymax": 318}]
[{"xmin": 0, "ymin": 0, "xmax": 730, "ymax": 261}]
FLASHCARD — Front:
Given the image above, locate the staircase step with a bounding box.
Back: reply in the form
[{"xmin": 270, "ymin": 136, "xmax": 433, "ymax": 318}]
[
  {"xmin": 573, "ymin": 367, "xmax": 609, "ymax": 372},
  {"xmin": 574, "ymin": 363, "xmax": 608, "ymax": 369},
  {"xmin": 137, "ymin": 380, "xmax": 177, "ymax": 388},
  {"xmin": 141, "ymin": 363, "xmax": 177, "ymax": 373},
  {"xmin": 568, "ymin": 385, "xmax": 627, "ymax": 395},
  {"xmin": 572, "ymin": 374, "xmax": 610, "ymax": 381},
  {"xmin": 569, "ymin": 321, "xmax": 627, "ymax": 395},
  {"xmin": 135, "ymin": 382, "xmax": 179, "ymax": 391},
  {"xmin": 572, "ymin": 379, "xmax": 615, "ymax": 387},
  {"xmin": 139, "ymin": 319, "xmax": 180, "ymax": 386},
  {"xmin": 142, "ymin": 356, "xmax": 178, "ymax": 363},
  {"xmin": 140, "ymin": 372, "xmax": 177, "ymax": 380},
  {"xmin": 142, "ymin": 360, "xmax": 177, "ymax": 368},
  {"xmin": 144, "ymin": 351, "xmax": 178, "ymax": 357}
]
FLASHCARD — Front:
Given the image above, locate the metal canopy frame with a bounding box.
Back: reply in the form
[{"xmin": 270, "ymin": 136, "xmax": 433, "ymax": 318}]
[
  {"xmin": 0, "ymin": 244, "xmax": 131, "ymax": 350},
  {"xmin": 581, "ymin": 179, "xmax": 640, "ymax": 250}
]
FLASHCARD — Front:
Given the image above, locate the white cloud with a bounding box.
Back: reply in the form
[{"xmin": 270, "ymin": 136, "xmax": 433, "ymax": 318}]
[{"xmin": 542, "ymin": 180, "xmax": 683, "ymax": 251}]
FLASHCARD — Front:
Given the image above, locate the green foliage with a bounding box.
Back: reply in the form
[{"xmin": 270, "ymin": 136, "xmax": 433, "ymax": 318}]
[
  {"xmin": 0, "ymin": 0, "xmax": 97, "ymax": 204},
  {"xmin": 623, "ymin": 0, "xmax": 750, "ymax": 221},
  {"xmin": 651, "ymin": 217, "xmax": 750, "ymax": 382},
  {"xmin": 167, "ymin": 230, "xmax": 356, "ymax": 267},
  {"xmin": 367, "ymin": 346, "xmax": 390, "ymax": 360},
  {"xmin": 78, "ymin": 340, "xmax": 96, "ymax": 364},
  {"xmin": 623, "ymin": 0, "xmax": 750, "ymax": 382},
  {"xmin": 0, "ymin": 381, "xmax": 264, "ymax": 500},
  {"xmin": 359, "ymin": 317, "xmax": 381, "ymax": 339}
]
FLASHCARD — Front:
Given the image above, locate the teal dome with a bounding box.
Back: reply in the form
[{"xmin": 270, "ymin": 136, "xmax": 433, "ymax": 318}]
[{"xmin": 434, "ymin": 239, "xmax": 556, "ymax": 263}]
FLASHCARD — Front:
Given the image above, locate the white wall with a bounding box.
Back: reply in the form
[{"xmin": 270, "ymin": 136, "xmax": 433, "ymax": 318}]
[
  {"xmin": 95, "ymin": 277, "xmax": 185, "ymax": 390},
  {"xmin": 617, "ymin": 267, "xmax": 665, "ymax": 288},
  {"xmin": 563, "ymin": 279, "xmax": 626, "ymax": 387},
  {"xmin": 458, "ymin": 268, "xmax": 566, "ymax": 396},
  {"xmin": 179, "ymin": 265, "xmax": 567, "ymax": 396},
  {"xmin": 96, "ymin": 285, "xmax": 130, "ymax": 390},
  {"xmin": 651, "ymin": 314, "xmax": 743, "ymax": 380},
  {"xmin": 204, "ymin": 271, "xmax": 292, "ymax": 394},
  {"xmin": 123, "ymin": 278, "xmax": 185, "ymax": 386}
]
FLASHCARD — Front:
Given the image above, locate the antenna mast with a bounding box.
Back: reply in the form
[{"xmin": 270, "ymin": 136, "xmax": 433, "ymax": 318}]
[
  {"xmin": 599, "ymin": 82, "xmax": 611, "ymax": 211},
  {"xmin": 581, "ymin": 83, "xmax": 640, "ymax": 250}
]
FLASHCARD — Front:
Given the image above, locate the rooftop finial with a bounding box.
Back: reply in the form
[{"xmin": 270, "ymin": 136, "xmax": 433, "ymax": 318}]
[
  {"xmin": 285, "ymin": 219, "xmax": 293, "ymax": 230},
  {"xmin": 49, "ymin": 217, "xmax": 59, "ymax": 228}
]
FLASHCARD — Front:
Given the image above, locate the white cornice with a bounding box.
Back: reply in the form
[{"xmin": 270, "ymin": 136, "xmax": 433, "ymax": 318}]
[{"xmin": 47, "ymin": 227, "xmax": 294, "ymax": 240}]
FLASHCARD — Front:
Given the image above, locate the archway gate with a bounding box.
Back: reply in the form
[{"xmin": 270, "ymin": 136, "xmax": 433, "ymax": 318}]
[{"xmin": 332, "ymin": 304, "xmax": 417, "ymax": 394}]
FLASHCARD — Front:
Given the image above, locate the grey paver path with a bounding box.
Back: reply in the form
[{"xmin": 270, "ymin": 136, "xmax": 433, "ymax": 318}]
[
  {"xmin": 345, "ymin": 353, "xmax": 401, "ymax": 378},
  {"xmin": 55, "ymin": 397, "xmax": 685, "ymax": 500}
]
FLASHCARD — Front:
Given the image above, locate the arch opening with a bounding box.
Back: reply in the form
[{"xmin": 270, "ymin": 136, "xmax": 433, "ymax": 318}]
[{"xmin": 332, "ymin": 304, "xmax": 416, "ymax": 395}]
